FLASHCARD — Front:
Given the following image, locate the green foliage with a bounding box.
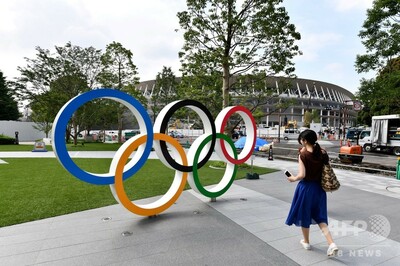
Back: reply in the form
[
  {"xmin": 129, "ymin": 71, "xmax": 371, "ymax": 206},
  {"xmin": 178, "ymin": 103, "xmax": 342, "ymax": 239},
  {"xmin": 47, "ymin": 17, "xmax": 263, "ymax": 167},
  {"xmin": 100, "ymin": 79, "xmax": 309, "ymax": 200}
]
[
  {"xmin": 303, "ymin": 110, "xmax": 312, "ymax": 127},
  {"xmin": 79, "ymin": 98, "xmax": 119, "ymax": 136},
  {"xmin": 15, "ymin": 42, "xmax": 102, "ymax": 100},
  {"xmin": 356, "ymin": 58, "xmax": 400, "ymax": 123},
  {"xmin": 98, "ymin": 41, "xmax": 139, "ymax": 89},
  {"xmin": 98, "ymin": 42, "xmax": 140, "ymax": 143},
  {"xmin": 12, "ymin": 42, "xmax": 102, "ymax": 143},
  {"xmin": 0, "ymin": 71, "xmax": 20, "ymax": 120},
  {"xmin": 178, "ymin": 70, "xmax": 223, "ymax": 118},
  {"xmin": 177, "ymin": 0, "xmax": 301, "ymax": 108},
  {"xmin": 355, "ymin": 0, "xmax": 400, "ymax": 123},
  {"xmin": 303, "ymin": 109, "xmax": 320, "ymax": 127},
  {"xmin": 13, "ymin": 42, "xmax": 141, "ymax": 144},
  {"xmin": 209, "ymin": 160, "xmax": 260, "ymax": 170},
  {"xmin": 210, "ymin": 160, "xmax": 227, "ymax": 168},
  {"xmin": 355, "ymin": 0, "xmax": 400, "ymax": 73},
  {"xmin": 151, "ymin": 66, "xmax": 179, "ymax": 122},
  {"xmin": 0, "ymin": 134, "xmax": 15, "ymax": 145},
  {"xmin": 311, "ymin": 109, "xmax": 321, "ymax": 123}
]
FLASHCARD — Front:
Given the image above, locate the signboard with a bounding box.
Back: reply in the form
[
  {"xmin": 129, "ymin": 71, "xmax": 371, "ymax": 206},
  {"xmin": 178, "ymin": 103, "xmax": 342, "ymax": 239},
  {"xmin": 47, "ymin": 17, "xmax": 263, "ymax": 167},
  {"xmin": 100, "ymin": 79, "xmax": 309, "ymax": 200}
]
[
  {"xmin": 353, "ymin": 101, "xmax": 362, "ymax": 111},
  {"xmin": 32, "ymin": 141, "xmax": 48, "ymax": 152}
]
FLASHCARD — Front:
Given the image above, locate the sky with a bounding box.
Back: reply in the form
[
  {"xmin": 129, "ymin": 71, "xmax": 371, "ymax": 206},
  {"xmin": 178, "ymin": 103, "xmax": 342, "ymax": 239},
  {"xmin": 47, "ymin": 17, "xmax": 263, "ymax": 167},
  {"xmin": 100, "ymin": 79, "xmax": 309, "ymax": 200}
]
[{"xmin": 0, "ymin": 0, "xmax": 375, "ymax": 95}]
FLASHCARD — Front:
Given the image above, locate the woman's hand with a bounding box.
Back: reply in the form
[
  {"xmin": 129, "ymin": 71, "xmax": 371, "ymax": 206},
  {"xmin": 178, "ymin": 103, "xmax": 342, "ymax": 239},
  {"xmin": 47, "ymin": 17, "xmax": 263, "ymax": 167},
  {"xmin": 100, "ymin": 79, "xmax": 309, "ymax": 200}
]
[{"xmin": 287, "ymin": 175, "xmax": 297, "ymax": 182}]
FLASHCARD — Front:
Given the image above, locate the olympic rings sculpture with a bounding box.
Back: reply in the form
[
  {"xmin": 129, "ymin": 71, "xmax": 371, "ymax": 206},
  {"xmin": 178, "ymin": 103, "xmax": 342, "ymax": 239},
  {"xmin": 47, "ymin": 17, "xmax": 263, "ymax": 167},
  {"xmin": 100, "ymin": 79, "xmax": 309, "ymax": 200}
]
[{"xmin": 52, "ymin": 88, "xmax": 257, "ymax": 216}]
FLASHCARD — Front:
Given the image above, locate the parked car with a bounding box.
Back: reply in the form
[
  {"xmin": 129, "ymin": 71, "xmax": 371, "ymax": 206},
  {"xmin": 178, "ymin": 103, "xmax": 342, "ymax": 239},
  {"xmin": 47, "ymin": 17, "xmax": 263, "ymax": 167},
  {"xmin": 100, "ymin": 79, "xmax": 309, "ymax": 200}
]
[
  {"xmin": 283, "ymin": 128, "xmax": 301, "ymax": 140},
  {"xmin": 169, "ymin": 131, "xmax": 184, "ymax": 138}
]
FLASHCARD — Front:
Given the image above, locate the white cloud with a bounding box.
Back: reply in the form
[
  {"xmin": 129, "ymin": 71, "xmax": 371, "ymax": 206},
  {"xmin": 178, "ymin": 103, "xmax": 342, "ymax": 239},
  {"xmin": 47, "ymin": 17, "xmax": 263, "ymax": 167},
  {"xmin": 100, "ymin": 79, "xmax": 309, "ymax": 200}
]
[
  {"xmin": 296, "ymin": 32, "xmax": 343, "ymax": 62},
  {"xmin": 324, "ymin": 63, "xmax": 344, "ymax": 78},
  {"xmin": 0, "ymin": 0, "xmax": 373, "ymax": 94},
  {"xmin": 328, "ymin": 0, "xmax": 373, "ymax": 12},
  {"xmin": 0, "ymin": 0, "xmax": 186, "ymax": 81},
  {"xmin": 0, "ymin": 1, "xmax": 17, "ymax": 32}
]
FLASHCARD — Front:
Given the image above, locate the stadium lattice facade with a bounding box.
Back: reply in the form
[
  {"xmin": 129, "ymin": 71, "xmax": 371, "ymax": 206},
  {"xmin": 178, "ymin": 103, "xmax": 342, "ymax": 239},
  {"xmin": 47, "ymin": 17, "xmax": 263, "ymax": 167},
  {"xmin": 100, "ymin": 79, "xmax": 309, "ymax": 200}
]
[{"xmin": 136, "ymin": 77, "xmax": 357, "ymax": 129}]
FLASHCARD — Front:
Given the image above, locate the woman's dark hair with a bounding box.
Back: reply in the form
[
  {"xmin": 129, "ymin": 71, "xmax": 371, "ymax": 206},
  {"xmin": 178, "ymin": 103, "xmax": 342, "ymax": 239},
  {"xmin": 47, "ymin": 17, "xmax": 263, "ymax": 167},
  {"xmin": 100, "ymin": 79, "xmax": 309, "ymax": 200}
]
[{"xmin": 298, "ymin": 129, "xmax": 322, "ymax": 158}]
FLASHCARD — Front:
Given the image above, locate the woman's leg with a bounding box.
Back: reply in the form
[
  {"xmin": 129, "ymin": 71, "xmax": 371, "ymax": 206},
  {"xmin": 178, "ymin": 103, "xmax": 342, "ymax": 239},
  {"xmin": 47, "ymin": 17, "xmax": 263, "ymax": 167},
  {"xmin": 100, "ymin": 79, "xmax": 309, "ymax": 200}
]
[
  {"xmin": 319, "ymin": 223, "xmax": 339, "ymax": 256},
  {"xmin": 301, "ymin": 227, "xmax": 310, "ymax": 243},
  {"xmin": 319, "ymin": 223, "xmax": 334, "ymax": 245}
]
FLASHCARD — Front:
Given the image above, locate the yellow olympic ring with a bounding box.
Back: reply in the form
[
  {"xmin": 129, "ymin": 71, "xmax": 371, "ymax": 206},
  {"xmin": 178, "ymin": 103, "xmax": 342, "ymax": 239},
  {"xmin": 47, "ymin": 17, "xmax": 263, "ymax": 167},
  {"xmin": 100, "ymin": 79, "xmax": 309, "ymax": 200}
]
[{"xmin": 110, "ymin": 133, "xmax": 188, "ymax": 216}]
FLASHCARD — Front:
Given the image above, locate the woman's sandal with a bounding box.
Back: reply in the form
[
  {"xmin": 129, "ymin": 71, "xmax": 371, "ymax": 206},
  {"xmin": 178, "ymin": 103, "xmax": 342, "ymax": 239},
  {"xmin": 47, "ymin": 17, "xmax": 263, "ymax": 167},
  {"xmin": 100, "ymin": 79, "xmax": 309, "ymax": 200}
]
[
  {"xmin": 327, "ymin": 243, "xmax": 339, "ymax": 257},
  {"xmin": 300, "ymin": 239, "xmax": 311, "ymax": 250}
]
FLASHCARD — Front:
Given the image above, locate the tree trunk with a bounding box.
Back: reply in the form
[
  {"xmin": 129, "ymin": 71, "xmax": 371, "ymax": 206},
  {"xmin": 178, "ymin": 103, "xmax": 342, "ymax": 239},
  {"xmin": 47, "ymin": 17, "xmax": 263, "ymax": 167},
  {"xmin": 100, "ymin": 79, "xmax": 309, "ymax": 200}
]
[
  {"xmin": 222, "ymin": 65, "xmax": 230, "ymax": 109},
  {"xmin": 118, "ymin": 108, "xmax": 123, "ymax": 143},
  {"xmin": 69, "ymin": 114, "xmax": 78, "ymax": 146}
]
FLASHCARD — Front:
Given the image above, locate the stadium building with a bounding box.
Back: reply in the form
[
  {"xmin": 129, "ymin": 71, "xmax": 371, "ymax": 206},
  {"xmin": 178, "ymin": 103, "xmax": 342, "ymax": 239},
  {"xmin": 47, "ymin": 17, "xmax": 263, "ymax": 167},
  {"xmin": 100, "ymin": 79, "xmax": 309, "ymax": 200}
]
[{"xmin": 136, "ymin": 77, "xmax": 358, "ymax": 130}]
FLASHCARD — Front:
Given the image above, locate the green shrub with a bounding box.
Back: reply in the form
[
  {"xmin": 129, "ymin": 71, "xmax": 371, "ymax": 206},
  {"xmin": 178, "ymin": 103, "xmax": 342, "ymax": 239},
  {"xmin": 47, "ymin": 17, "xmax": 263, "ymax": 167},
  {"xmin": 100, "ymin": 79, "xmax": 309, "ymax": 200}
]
[
  {"xmin": 0, "ymin": 134, "xmax": 15, "ymax": 145},
  {"xmin": 210, "ymin": 161, "xmax": 227, "ymax": 168},
  {"xmin": 209, "ymin": 160, "xmax": 250, "ymax": 169}
]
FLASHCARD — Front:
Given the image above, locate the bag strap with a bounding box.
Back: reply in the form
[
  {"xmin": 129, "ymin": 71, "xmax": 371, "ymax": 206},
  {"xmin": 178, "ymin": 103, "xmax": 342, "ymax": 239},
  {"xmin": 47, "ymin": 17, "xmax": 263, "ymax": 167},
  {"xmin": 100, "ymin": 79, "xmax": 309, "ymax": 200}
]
[{"xmin": 321, "ymin": 149, "xmax": 329, "ymax": 165}]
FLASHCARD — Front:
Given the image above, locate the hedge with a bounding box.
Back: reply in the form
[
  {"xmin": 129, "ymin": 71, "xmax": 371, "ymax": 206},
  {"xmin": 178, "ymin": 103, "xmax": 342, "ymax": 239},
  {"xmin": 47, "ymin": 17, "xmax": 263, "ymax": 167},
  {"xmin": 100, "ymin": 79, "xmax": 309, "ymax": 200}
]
[{"xmin": 0, "ymin": 134, "xmax": 16, "ymax": 145}]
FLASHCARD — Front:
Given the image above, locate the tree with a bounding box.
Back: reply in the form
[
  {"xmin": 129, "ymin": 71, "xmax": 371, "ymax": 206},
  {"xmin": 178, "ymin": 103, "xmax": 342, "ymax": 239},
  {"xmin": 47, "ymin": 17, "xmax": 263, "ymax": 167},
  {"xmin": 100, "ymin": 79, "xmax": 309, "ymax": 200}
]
[
  {"xmin": 27, "ymin": 74, "xmax": 90, "ymax": 142},
  {"xmin": 355, "ymin": 0, "xmax": 400, "ymax": 121},
  {"xmin": 29, "ymin": 91, "xmax": 58, "ymax": 138},
  {"xmin": 177, "ymin": 0, "xmax": 301, "ymax": 109},
  {"xmin": 99, "ymin": 42, "xmax": 140, "ymax": 142},
  {"xmin": 355, "ymin": 0, "xmax": 400, "ymax": 73},
  {"xmin": 50, "ymin": 75, "xmax": 90, "ymax": 144},
  {"xmin": 150, "ymin": 66, "xmax": 179, "ymax": 122},
  {"xmin": 0, "ymin": 71, "xmax": 20, "ymax": 120},
  {"xmin": 12, "ymin": 43, "xmax": 102, "ymax": 144},
  {"xmin": 122, "ymin": 83, "xmax": 148, "ymax": 129},
  {"xmin": 14, "ymin": 42, "xmax": 102, "ymax": 101},
  {"xmin": 356, "ymin": 57, "xmax": 400, "ymax": 122},
  {"xmin": 178, "ymin": 70, "xmax": 223, "ymax": 118}
]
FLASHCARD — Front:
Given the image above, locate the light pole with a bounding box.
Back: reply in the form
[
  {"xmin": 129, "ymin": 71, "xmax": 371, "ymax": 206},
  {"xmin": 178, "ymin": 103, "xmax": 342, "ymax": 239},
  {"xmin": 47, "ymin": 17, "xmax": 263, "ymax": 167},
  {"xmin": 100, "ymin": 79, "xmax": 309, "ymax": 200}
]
[
  {"xmin": 277, "ymin": 105, "xmax": 281, "ymax": 143},
  {"xmin": 277, "ymin": 98, "xmax": 282, "ymax": 143}
]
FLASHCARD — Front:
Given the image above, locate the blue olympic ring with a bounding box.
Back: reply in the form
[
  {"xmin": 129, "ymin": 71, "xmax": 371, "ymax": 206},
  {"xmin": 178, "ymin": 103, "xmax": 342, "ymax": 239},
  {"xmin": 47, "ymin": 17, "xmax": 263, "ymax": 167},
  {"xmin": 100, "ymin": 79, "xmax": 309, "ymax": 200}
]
[{"xmin": 52, "ymin": 89, "xmax": 154, "ymax": 185}]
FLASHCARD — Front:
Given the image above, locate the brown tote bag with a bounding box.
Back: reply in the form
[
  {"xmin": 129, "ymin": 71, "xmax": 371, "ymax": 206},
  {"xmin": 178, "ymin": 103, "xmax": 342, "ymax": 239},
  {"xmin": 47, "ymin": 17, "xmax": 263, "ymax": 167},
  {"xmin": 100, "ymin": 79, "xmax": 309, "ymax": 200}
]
[{"xmin": 321, "ymin": 163, "xmax": 340, "ymax": 192}]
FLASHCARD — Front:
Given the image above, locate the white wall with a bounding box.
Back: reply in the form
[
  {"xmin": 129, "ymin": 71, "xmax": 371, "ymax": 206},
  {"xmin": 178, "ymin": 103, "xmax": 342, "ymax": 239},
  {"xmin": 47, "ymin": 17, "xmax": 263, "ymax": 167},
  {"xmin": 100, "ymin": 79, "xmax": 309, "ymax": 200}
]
[{"xmin": 0, "ymin": 121, "xmax": 46, "ymax": 141}]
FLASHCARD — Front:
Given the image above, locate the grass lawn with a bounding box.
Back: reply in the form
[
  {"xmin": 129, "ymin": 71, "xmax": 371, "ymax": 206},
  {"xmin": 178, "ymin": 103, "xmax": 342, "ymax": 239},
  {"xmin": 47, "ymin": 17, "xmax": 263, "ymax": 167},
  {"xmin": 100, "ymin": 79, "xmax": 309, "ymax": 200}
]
[
  {"xmin": 0, "ymin": 158, "xmax": 277, "ymax": 227},
  {"xmin": 0, "ymin": 142, "xmax": 124, "ymax": 152}
]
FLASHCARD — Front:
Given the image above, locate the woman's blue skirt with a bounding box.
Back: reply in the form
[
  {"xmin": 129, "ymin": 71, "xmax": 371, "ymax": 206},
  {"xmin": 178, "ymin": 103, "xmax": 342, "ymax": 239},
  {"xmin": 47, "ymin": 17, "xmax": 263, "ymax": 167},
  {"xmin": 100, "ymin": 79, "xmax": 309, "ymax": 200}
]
[{"xmin": 285, "ymin": 180, "xmax": 328, "ymax": 228}]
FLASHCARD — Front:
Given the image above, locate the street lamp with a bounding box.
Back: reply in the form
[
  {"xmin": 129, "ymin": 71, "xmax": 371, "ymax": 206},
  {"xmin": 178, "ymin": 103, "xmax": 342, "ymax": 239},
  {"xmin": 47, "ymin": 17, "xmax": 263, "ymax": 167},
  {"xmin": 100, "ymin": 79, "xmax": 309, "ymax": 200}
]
[{"xmin": 277, "ymin": 99, "xmax": 281, "ymax": 143}]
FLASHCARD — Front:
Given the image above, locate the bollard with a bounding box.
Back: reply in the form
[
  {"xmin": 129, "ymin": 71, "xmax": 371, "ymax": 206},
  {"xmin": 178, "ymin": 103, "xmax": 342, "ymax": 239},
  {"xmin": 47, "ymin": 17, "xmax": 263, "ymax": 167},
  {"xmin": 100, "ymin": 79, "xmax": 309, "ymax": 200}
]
[
  {"xmin": 397, "ymin": 157, "xmax": 400, "ymax": 180},
  {"xmin": 268, "ymin": 146, "xmax": 274, "ymax": 160},
  {"xmin": 14, "ymin": 131, "xmax": 19, "ymax": 145}
]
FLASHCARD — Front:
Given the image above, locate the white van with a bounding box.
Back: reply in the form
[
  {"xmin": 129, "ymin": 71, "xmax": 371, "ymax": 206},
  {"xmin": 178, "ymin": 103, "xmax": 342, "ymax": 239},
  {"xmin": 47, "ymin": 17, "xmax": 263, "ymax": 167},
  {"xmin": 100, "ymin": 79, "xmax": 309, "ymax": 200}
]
[{"xmin": 283, "ymin": 128, "xmax": 300, "ymax": 140}]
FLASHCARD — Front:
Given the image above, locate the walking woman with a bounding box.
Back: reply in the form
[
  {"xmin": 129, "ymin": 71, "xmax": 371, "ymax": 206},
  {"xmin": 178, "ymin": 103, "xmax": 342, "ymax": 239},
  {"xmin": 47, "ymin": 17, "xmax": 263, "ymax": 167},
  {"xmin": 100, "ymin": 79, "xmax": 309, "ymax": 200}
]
[{"xmin": 285, "ymin": 129, "xmax": 339, "ymax": 257}]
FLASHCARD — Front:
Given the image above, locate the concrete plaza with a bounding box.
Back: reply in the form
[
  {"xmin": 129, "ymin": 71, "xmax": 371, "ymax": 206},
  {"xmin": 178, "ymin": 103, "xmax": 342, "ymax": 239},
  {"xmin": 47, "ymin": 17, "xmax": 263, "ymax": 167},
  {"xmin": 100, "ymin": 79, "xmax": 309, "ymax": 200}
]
[{"xmin": 1, "ymin": 151, "xmax": 400, "ymax": 265}]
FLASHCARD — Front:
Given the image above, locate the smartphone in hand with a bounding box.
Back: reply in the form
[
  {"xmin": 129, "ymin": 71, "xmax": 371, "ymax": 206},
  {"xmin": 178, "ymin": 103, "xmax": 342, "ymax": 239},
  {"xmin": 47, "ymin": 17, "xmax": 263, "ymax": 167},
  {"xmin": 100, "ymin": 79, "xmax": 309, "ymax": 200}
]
[{"xmin": 284, "ymin": 170, "xmax": 291, "ymax": 177}]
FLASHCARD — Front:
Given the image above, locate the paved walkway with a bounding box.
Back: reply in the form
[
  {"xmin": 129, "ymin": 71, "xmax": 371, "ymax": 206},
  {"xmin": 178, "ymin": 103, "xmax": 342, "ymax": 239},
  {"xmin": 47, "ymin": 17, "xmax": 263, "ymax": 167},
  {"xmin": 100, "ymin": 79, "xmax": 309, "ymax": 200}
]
[{"xmin": 1, "ymin": 151, "xmax": 400, "ymax": 265}]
